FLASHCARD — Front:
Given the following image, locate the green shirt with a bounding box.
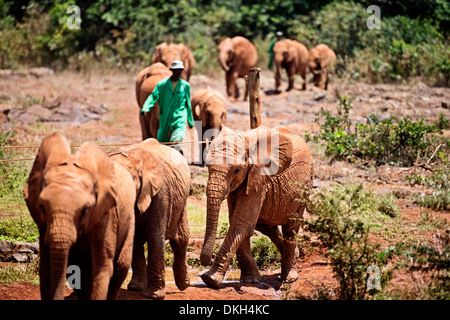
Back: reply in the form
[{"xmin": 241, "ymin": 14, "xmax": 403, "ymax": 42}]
[{"xmin": 142, "ymin": 77, "xmax": 194, "ymax": 142}]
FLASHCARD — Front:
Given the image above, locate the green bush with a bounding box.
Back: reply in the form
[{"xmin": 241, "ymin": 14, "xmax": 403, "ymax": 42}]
[
  {"xmin": 405, "ymin": 230, "xmax": 450, "ymax": 299},
  {"xmin": 0, "ymin": 216, "xmax": 39, "ymax": 242},
  {"xmin": 251, "ymin": 235, "xmax": 281, "ymax": 270},
  {"xmin": 307, "ymin": 96, "xmax": 448, "ymax": 166},
  {"xmin": 1, "ymin": 0, "xmax": 448, "ymax": 83},
  {"xmin": 407, "ymin": 153, "xmax": 450, "ymax": 211},
  {"xmin": 298, "ymin": 184, "xmax": 397, "ymax": 299}
]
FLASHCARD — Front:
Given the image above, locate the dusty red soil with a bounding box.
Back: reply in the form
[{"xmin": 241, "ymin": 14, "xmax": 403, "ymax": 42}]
[{"xmin": 0, "ymin": 67, "xmax": 449, "ymax": 300}]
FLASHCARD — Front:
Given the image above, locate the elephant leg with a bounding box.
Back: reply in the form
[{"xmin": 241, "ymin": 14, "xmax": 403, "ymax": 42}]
[
  {"xmin": 143, "ymin": 210, "xmax": 167, "ymax": 299},
  {"xmin": 234, "ymin": 75, "xmax": 240, "ymax": 99},
  {"xmin": 275, "ymin": 65, "xmax": 282, "ymax": 91},
  {"xmin": 280, "ymin": 212, "xmax": 302, "ymax": 283},
  {"xmin": 300, "ymin": 65, "xmax": 307, "ymax": 90},
  {"xmin": 107, "ymin": 262, "xmax": 128, "ymax": 300},
  {"xmin": 107, "ymin": 224, "xmax": 134, "ymax": 300},
  {"xmin": 256, "ymin": 224, "xmax": 284, "ymax": 255},
  {"xmin": 201, "ymin": 222, "xmax": 255, "ymax": 289},
  {"xmin": 287, "ymin": 66, "xmax": 295, "ymax": 91},
  {"xmin": 324, "ymin": 72, "xmax": 329, "ymax": 90},
  {"xmin": 139, "ymin": 111, "xmax": 150, "ymax": 141},
  {"xmin": 169, "ymin": 207, "xmax": 190, "ymax": 291},
  {"xmin": 90, "ymin": 247, "xmax": 115, "ymax": 300},
  {"xmin": 225, "ymin": 72, "xmax": 232, "ymax": 97},
  {"xmin": 236, "ymin": 235, "xmax": 260, "ymax": 284},
  {"xmin": 128, "ymin": 218, "xmax": 147, "ymax": 292}
]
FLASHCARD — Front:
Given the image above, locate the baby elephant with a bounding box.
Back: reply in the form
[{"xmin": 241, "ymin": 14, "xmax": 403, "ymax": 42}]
[
  {"xmin": 308, "ymin": 43, "xmax": 336, "ymax": 90},
  {"xmin": 200, "ymin": 126, "xmax": 314, "ymax": 288},
  {"xmin": 191, "ymin": 86, "xmax": 227, "ymax": 163},
  {"xmin": 108, "ymin": 138, "xmax": 191, "ymax": 299},
  {"xmin": 23, "ymin": 132, "xmax": 136, "ymax": 300}
]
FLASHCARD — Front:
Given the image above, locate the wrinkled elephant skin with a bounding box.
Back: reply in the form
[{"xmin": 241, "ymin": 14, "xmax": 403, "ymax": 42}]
[{"xmin": 23, "ymin": 132, "xmax": 136, "ymax": 300}]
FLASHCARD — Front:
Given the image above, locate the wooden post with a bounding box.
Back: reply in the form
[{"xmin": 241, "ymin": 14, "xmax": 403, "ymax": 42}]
[{"xmin": 245, "ymin": 67, "xmax": 262, "ymax": 129}]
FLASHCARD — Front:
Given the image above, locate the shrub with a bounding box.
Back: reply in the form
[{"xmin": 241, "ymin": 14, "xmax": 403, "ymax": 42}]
[
  {"xmin": 251, "ymin": 235, "xmax": 281, "ymax": 270},
  {"xmin": 0, "ymin": 216, "xmax": 39, "ymax": 242},
  {"xmin": 407, "ymin": 153, "xmax": 450, "ymax": 211},
  {"xmin": 307, "ymin": 96, "xmax": 448, "ymax": 166},
  {"xmin": 406, "ymin": 230, "xmax": 450, "ymax": 299},
  {"xmin": 297, "ymin": 184, "xmax": 396, "ymax": 299}
]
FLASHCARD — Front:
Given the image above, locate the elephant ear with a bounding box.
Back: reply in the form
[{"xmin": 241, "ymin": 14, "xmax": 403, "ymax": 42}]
[
  {"xmin": 24, "ymin": 132, "xmax": 71, "ymax": 228},
  {"xmin": 75, "ymin": 142, "xmax": 117, "ymax": 227},
  {"xmin": 152, "ymin": 42, "xmax": 167, "ymax": 63},
  {"xmin": 245, "ymin": 127, "xmax": 293, "ymax": 195},
  {"xmin": 135, "ymin": 146, "xmax": 164, "ymax": 214}
]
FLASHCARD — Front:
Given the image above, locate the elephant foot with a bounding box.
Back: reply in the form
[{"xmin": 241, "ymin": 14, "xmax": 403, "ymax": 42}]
[
  {"xmin": 174, "ymin": 274, "xmax": 190, "ymax": 291},
  {"xmin": 142, "ymin": 287, "xmax": 166, "ymax": 300},
  {"xmin": 127, "ymin": 277, "xmax": 146, "ymax": 292},
  {"xmin": 240, "ymin": 272, "xmax": 260, "ymax": 284},
  {"xmin": 201, "ymin": 270, "xmax": 224, "ymax": 289},
  {"xmin": 281, "ymin": 269, "xmax": 298, "ymax": 283}
]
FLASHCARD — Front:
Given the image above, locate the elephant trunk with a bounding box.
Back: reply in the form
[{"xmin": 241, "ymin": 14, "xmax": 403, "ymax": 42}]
[
  {"xmin": 200, "ymin": 171, "xmax": 228, "ymax": 266},
  {"xmin": 46, "ymin": 217, "xmax": 77, "ymax": 300},
  {"xmin": 219, "ymin": 53, "xmax": 230, "ymax": 72}
]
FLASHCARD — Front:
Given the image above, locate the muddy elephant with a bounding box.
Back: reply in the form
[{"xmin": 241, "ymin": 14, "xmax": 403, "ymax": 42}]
[
  {"xmin": 108, "ymin": 138, "xmax": 190, "ymax": 299},
  {"xmin": 273, "ymin": 39, "xmax": 309, "ymax": 91},
  {"xmin": 200, "ymin": 126, "xmax": 314, "ymax": 289},
  {"xmin": 152, "ymin": 42, "xmax": 195, "ymax": 81},
  {"xmin": 309, "ymin": 44, "xmax": 336, "ymax": 90},
  {"xmin": 218, "ymin": 36, "xmax": 257, "ymax": 101},
  {"xmin": 23, "ymin": 133, "xmax": 136, "ymax": 300},
  {"xmin": 135, "ymin": 63, "xmax": 172, "ymax": 140},
  {"xmin": 191, "ymin": 86, "xmax": 227, "ymax": 163}
]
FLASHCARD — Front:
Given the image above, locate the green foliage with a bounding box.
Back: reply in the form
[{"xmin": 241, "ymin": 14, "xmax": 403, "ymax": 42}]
[
  {"xmin": 0, "ymin": 260, "xmax": 39, "ymax": 284},
  {"xmin": 407, "ymin": 153, "xmax": 450, "ymax": 211},
  {"xmin": 308, "ymin": 96, "xmax": 448, "ymax": 166},
  {"xmin": 251, "ymin": 235, "xmax": 281, "ymax": 270},
  {"xmin": 405, "ymin": 230, "xmax": 450, "ymax": 299},
  {"xmin": 298, "ymin": 184, "xmax": 397, "ymax": 299},
  {"xmin": 1, "ymin": 0, "xmax": 448, "ymax": 83},
  {"xmin": 0, "ymin": 216, "xmax": 39, "ymax": 242}
]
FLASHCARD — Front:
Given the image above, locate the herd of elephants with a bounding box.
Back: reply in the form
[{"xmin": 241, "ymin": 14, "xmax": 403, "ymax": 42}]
[{"xmin": 23, "ymin": 36, "xmax": 334, "ymax": 299}]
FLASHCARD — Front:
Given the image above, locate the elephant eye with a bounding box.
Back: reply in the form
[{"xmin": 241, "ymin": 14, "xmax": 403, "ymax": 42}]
[
  {"xmin": 81, "ymin": 207, "xmax": 87, "ymax": 216},
  {"xmin": 40, "ymin": 205, "xmax": 46, "ymax": 215},
  {"xmin": 233, "ymin": 168, "xmax": 240, "ymax": 175}
]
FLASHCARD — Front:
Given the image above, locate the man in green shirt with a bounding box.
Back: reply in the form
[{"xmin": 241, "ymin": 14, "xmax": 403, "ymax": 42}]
[
  {"xmin": 268, "ymin": 31, "xmax": 284, "ymax": 70},
  {"xmin": 141, "ymin": 60, "xmax": 194, "ymax": 143}
]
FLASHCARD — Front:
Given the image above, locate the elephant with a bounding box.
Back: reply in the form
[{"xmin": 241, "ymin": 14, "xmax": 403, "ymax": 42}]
[
  {"xmin": 135, "ymin": 63, "xmax": 172, "ymax": 140},
  {"xmin": 108, "ymin": 138, "xmax": 191, "ymax": 299},
  {"xmin": 273, "ymin": 39, "xmax": 309, "ymax": 91},
  {"xmin": 23, "ymin": 132, "xmax": 136, "ymax": 300},
  {"xmin": 199, "ymin": 126, "xmax": 314, "ymax": 289},
  {"xmin": 308, "ymin": 43, "xmax": 336, "ymax": 90},
  {"xmin": 191, "ymin": 86, "xmax": 227, "ymax": 163},
  {"xmin": 218, "ymin": 36, "xmax": 257, "ymax": 101},
  {"xmin": 152, "ymin": 42, "xmax": 195, "ymax": 81}
]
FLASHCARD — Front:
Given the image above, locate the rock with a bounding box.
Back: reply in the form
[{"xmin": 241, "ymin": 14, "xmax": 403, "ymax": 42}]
[
  {"xmin": 12, "ymin": 253, "xmax": 30, "ymax": 263},
  {"xmin": 28, "ymin": 67, "xmax": 54, "ymax": 78},
  {"xmin": 26, "ymin": 104, "xmax": 53, "ymax": 121},
  {"xmin": 0, "ymin": 240, "xmax": 39, "ymax": 262}
]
